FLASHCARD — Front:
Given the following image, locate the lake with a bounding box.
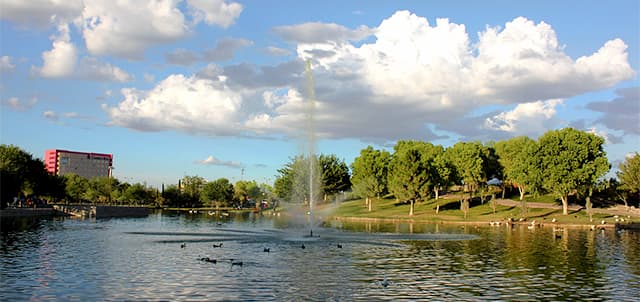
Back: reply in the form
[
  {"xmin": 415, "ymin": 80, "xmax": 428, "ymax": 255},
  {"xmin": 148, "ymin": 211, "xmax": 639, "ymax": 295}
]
[{"xmin": 1, "ymin": 211, "xmax": 639, "ymax": 301}]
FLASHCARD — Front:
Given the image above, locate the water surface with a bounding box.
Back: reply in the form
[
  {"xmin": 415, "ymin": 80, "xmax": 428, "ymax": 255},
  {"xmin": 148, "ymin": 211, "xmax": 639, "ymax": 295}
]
[{"xmin": 1, "ymin": 211, "xmax": 638, "ymax": 301}]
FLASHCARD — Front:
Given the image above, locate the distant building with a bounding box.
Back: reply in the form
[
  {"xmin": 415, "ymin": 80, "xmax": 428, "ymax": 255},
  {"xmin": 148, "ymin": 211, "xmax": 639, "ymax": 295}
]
[{"xmin": 45, "ymin": 149, "xmax": 113, "ymax": 179}]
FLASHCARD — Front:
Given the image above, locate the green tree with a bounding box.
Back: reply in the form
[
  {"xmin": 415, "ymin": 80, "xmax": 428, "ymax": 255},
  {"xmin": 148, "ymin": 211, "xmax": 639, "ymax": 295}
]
[
  {"xmin": 234, "ymin": 180, "xmax": 261, "ymax": 205},
  {"xmin": 181, "ymin": 175, "xmax": 206, "ymax": 207},
  {"xmin": 446, "ymin": 142, "xmax": 488, "ymax": 218},
  {"xmin": 538, "ymin": 128, "xmax": 610, "ymax": 215},
  {"xmin": 122, "ymin": 183, "xmax": 150, "ymax": 204},
  {"xmin": 495, "ymin": 137, "xmax": 542, "ymax": 201},
  {"xmin": 0, "ymin": 144, "xmax": 63, "ymax": 205},
  {"xmin": 319, "ymin": 154, "xmax": 351, "ymax": 201},
  {"xmin": 64, "ymin": 174, "xmax": 89, "ymax": 203},
  {"xmin": 388, "ymin": 141, "xmax": 435, "ymax": 216},
  {"xmin": 201, "ymin": 178, "xmax": 235, "ymax": 207},
  {"xmin": 163, "ymin": 184, "xmax": 188, "ymax": 207},
  {"xmin": 351, "ymin": 146, "xmax": 390, "ymax": 211},
  {"xmin": 617, "ymin": 153, "xmax": 640, "ymax": 207}
]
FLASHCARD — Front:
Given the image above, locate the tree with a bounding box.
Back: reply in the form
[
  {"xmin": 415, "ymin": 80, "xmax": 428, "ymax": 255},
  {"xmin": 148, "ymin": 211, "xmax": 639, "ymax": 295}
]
[
  {"xmin": 388, "ymin": 141, "xmax": 435, "ymax": 216},
  {"xmin": 617, "ymin": 153, "xmax": 640, "ymax": 207},
  {"xmin": 0, "ymin": 144, "xmax": 64, "ymax": 206},
  {"xmin": 538, "ymin": 128, "xmax": 610, "ymax": 215},
  {"xmin": 351, "ymin": 146, "xmax": 391, "ymax": 211},
  {"xmin": 65, "ymin": 174, "xmax": 89, "ymax": 203},
  {"xmin": 181, "ymin": 175, "xmax": 206, "ymax": 207},
  {"xmin": 319, "ymin": 154, "xmax": 351, "ymax": 201},
  {"xmin": 163, "ymin": 185, "xmax": 188, "ymax": 207},
  {"xmin": 201, "ymin": 178, "xmax": 234, "ymax": 207},
  {"xmin": 122, "ymin": 183, "xmax": 151, "ymax": 204},
  {"xmin": 495, "ymin": 137, "xmax": 542, "ymax": 201},
  {"xmin": 234, "ymin": 180, "xmax": 261, "ymax": 206},
  {"xmin": 446, "ymin": 142, "xmax": 488, "ymax": 218}
]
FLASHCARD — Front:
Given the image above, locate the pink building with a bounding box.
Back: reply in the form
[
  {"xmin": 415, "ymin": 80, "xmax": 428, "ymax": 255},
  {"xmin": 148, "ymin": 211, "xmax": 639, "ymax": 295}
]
[{"xmin": 45, "ymin": 149, "xmax": 113, "ymax": 179}]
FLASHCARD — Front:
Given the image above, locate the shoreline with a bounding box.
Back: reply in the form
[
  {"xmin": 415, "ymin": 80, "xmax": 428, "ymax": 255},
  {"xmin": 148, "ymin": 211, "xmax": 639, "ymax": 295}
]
[{"xmin": 328, "ymin": 215, "xmax": 633, "ymax": 229}]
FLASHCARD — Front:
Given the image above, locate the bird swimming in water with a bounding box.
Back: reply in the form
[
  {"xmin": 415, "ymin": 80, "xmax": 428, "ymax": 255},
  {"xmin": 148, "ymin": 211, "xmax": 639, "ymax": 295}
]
[
  {"xmin": 231, "ymin": 260, "xmax": 243, "ymax": 267},
  {"xmin": 213, "ymin": 243, "xmax": 223, "ymax": 248},
  {"xmin": 379, "ymin": 274, "xmax": 390, "ymax": 288},
  {"xmin": 200, "ymin": 257, "xmax": 217, "ymax": 263},
  {"xmin": 301, "ymin": 244, "xmax": 306, "ymax": 249},
  {"xmin": 181, "ymin": 243, "xmax": 186, "ymax": 248},
  {"xmin": 263, "ymin": 248, "xmax": 270, "ymax": 253},
  {"xmin": 337, "ymin": 243, "xmax": 342, "ymax": 248}
]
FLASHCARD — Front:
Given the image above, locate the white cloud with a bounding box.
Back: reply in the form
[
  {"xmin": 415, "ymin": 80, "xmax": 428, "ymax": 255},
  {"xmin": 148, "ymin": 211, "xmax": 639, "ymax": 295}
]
[
  {"xmin": 36, "ymin": 24, "xmax": 77, "ymax": 78},
  {"xmin": 105, "ymin": 11, "xmax": 634, "ymax": 144},
  {"xmin": 0, "ymin": 56, "xmax": 16, "ymax": 73},
  {"xmin": 273, "ymin": 22, "xmax": 374, "ymax": 44},
  {"xmin": 586, "ymin": 127, "xmax": 623, "ymax": 144},
  {"xmin": 3, "ymin": 97, "xmax": 37, "ymax": 111},
  {"xmin": 195, "ymin": 155, "xmax": 243, "ymax": 168},
  {"xmin": 78, "ymin": 57, "xmax": 133, "ymax": 82},
  {"xmin": 0, "ymin": 0, "xmax": 83, "ymax": 28},
  {"xmin": 187, "ymin": 0, "xmax": 243, "ymax": 28},
  {"xmin": 80, "ymin": 0, "xmax": 188, "ymax": 59},
  {"xmin": 32, "ymin": 24, "xmax": 132, "ymax": 82},
  {"xmin": 43, "ymin": 110, "xmax": 58, "ymax": 120},
  {"xmin": 265, "ymin": 46, "xmax": 291, "ymax": 56},
  {"xmin": 105, "ymin": 74, "xmax": 243, "ymax": 134},
  {"xmin": 484, "ymin": 99, "xmax": 563, "ymax": 136}
]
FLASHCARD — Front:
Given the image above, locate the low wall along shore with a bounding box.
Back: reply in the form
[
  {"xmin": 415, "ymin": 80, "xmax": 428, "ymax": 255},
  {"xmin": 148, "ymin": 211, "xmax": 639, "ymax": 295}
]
[{"xmin": 52, "ymin": 205, "xmax": 150, "ymax": 218}]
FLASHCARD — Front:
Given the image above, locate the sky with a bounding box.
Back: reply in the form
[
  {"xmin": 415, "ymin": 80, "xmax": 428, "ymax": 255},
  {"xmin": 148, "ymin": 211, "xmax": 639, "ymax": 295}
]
[{"xmin": 1, "ymin": 0, "xmax": 638, "ymax": 188}]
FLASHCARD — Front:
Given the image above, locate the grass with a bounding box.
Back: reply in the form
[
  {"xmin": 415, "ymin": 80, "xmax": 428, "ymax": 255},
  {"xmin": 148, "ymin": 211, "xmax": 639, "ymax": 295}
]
[{"xmin": 328, "ymin": 196, "xmax": 640, "ymax": 225}]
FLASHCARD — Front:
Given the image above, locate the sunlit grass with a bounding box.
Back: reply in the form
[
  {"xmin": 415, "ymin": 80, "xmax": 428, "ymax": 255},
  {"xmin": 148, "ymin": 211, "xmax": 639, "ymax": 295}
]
[{"xmin": 331, "ymin": 196, "xmax": 640, "ymax": 225}]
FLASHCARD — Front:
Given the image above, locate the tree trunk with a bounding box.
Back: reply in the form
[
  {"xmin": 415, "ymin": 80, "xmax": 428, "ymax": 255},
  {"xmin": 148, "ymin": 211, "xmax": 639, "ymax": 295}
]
[
  {"xmin": 409, "ymin": 199, "xmax": 414, "ymax": 216},
  {"xmin": 434, "ymin": 188, "xmax": 439, "ymax": 200},
  {"xmin": 436, "ymin": 203, "xmax": 440, "ymax": 214},
  {"xmin": 368, "ymin": 197, "xmax": 372, "ymax": 212},
  {"xmin": 561, "ymin": 195, "xmax": 568, "ymax": 215},
  {"xmin": 519, "ymin": 186, "xmax": 525, "ymax": 201},
  {"xmin": 501, "ymin": 186, "xmax": 506, "ymax": 199}
]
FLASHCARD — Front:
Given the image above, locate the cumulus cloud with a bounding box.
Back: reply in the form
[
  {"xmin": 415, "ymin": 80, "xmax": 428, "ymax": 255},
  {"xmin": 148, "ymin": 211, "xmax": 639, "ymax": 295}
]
[
  {"xmin": 264, "ymin": 46, "xmax": 291, "ymax": 56},
  {"xmin": 2, "ymin": 0, "xmax": 243, "ymax": 60},
  {"xmin": 484, "ymin": 99, "xmax": 564, "ymax": 136},
  {"xmin": 78, "ymin": 57, "xmax": 133, "ymax": 82},
  {"xmin": 36, "ymin": 24, "xmax": 77, "ymax": 78},
  {"xmin": 586, "ymin": 127, "xmax": 624, "ymax": 144},
  {"xmin": 32, "ymin": 24, "xmax": 132, "ymax": 81},
  {"xmin": 80, "ymin": 0, "xmax": 188, "ymax": 59},
  {"xmin": 105, "ymin": 74, "xmax": 243, "ymax": 134},
  {"xmin": 586, "ymin": 87, "xmax": 639, "ymax": 135},
  {"xmin": 187, "ymin": 0, "xmax": 243, "ymax": 28},
  {"xmin": 0, "ymin": 56, "xmax": 16, "ymax": 73},
  {"xmin": 0, "ymin": 0, "xmax": 83, "ymax": 28},
  {"xmin": 195, "ymin": 155, "xmax": 243, "ymax": 168},
  {"xmin": 106, "ymin": 11, "xmax": 634, "ymax": 143},
  {"xmin": 3, "ymin": 97, "xmax": 37, "ymax": 111},
  {"xmin": 166, "ymin": 38, "xmax": 252, "ymax": 65},
  {"xmin": 273, "ymin": 22, "xmax": 374, "ymax": 44}
]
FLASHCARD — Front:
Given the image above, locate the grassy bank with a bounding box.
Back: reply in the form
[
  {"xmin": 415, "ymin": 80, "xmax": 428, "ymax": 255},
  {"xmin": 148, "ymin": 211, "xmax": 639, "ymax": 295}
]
[{"xmin": 324, "ymin": 195, "xmax": 640, "ymax": 226}]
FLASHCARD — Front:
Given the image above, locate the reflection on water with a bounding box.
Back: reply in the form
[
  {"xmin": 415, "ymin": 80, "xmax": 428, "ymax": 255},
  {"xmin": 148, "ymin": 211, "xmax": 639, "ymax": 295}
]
[{"xmin": 1, "ymin": 211, "xmax": 639, "ymax": 301}]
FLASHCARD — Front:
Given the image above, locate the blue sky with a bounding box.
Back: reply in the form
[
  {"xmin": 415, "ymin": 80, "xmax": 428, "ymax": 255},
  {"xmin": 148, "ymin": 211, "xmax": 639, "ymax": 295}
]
[{"xmin": 1, "ymin": 0, "xmax": 638, "ymax": 188}]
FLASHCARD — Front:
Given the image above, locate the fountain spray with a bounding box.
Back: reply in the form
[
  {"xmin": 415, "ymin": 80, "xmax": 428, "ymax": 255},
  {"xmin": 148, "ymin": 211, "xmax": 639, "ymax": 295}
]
[{"xmin": 304, "ymin": 59, "xmax": 317, "ymax": 236}]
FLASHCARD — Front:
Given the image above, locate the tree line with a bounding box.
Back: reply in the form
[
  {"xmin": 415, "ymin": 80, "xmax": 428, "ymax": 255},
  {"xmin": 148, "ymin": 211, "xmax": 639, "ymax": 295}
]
[
  {"xmin": 2, "ymin": 127, "xmax": 638, "ymax": 213},
  {"xmin": 347, "ymin": 128, "xmax": 638, "ymax": 216},
  {"xmin": 0, "ymin": 144, "xmax": 276, "ymax": 209}
]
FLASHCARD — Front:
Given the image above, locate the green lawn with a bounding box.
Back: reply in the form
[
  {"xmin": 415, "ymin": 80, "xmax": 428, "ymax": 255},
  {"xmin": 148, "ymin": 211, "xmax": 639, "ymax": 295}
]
[{"xmin": 328, "ymin": 196, "xmax": 639, "ymax": 225}]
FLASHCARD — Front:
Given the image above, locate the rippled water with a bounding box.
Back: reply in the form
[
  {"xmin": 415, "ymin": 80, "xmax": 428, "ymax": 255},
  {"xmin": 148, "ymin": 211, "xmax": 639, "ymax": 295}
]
[{"xmin": 1, "ymin": 211, "xmax": 639, "ymax": 301}]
